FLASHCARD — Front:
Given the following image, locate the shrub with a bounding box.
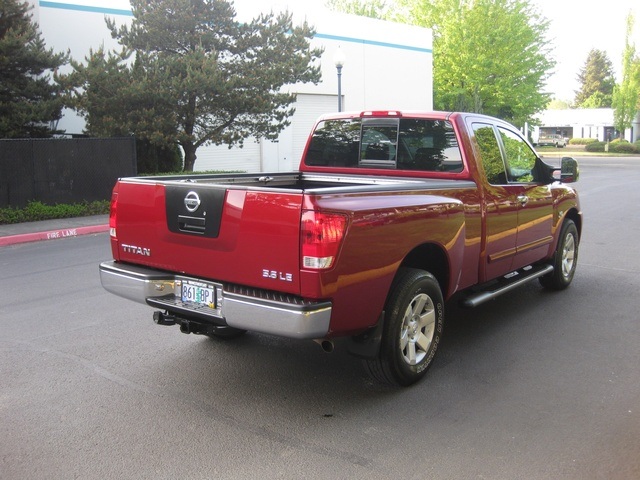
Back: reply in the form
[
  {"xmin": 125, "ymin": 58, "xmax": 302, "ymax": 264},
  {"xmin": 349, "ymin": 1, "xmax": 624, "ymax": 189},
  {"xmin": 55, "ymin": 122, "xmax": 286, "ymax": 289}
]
[
  {"xmin": 136, "ymin": 140, "xmax": 183, "ymax": 174},
  {"xmin": 585, "ymin": 141, "xmax": 605, "ymax": 152},
  {"xmin": 569, "ymin": 138, "xmax": 598, "ymax": 145},
  {"xmin": 609, "ymin": 142, "xmax": 638, "ymax": 154}
]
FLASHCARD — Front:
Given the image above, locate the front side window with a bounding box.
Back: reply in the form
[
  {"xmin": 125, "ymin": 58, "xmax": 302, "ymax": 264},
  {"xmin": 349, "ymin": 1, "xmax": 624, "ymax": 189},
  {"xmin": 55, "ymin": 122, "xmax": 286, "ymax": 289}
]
[
  {"xmin": 498, "ymin": 127, "xmax": 537, "ymax": 183},
  {"xmin": 472, "ymin": 123, "xmax": 507, "ymax": 185}
]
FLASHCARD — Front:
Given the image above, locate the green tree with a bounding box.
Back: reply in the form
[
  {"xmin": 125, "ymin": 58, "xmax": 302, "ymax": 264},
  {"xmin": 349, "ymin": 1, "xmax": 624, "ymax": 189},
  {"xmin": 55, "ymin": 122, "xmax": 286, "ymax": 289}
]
[
  {"xmin": 574, "ymin": 49, "xmax": 615, "ymax": 108},
  {"xmin": 612, "ymin": 13, "xmax": 640, "ymax": 139},
  {"xmin": 548, "ymin": 98, "xmax": 570, "ymax": 110},
  {"xmin": 580, "ymin": 91, "xmax": 610, "ymax": 109},
  {"xmin": 0, "ymin": 0, "xmax": 68, "ymax": 138},
  {"xmin": 62, "ymin": 47, "xmax": 183, "ymax": 173},
  {"xmin": 401, "ymin": 0, "xmax": 554, "ymax": 125},
  {"xmin": 64, "ymin": 47, "xmax": 136, "ymax": 137},
  {"xmin": 325, "ymin": 0, "xmax": 391, "ymax": 17},
  {"xmin": 329, "ymin": 0, "xmax": 555, "ymax": 126},
  {"xmin": 65, "ymin": 0, "xmax": 322, "ymax": 171}
]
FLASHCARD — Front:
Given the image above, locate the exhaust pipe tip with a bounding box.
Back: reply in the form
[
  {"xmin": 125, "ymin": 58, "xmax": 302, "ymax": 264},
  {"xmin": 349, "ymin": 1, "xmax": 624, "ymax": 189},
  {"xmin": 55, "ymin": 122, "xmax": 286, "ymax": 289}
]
[{"xmin": 314, "ymin": 339, "xmax": 334, "ymax": 353}]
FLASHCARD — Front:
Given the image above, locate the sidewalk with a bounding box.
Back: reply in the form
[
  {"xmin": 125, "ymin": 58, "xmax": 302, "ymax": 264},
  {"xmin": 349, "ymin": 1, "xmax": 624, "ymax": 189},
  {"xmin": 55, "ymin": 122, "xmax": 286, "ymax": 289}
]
[{"xmin": 0, "ymin": 215, "xmax": 109, "ymax": 247}]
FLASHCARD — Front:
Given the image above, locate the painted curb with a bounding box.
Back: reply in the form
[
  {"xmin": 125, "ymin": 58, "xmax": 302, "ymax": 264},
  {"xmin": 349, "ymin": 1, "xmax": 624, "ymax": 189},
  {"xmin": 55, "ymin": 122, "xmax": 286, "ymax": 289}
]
[{"xmin": 0, "ymin": 224, "xmax": 110, "ymax": 247}]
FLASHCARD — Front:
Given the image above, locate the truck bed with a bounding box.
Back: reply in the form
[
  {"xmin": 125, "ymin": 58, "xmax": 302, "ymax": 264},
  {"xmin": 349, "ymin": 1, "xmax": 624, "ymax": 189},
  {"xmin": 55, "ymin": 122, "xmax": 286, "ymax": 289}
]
[{"xmin": 109, "ymin": 172, "xmax": 475, "ymax": 296}]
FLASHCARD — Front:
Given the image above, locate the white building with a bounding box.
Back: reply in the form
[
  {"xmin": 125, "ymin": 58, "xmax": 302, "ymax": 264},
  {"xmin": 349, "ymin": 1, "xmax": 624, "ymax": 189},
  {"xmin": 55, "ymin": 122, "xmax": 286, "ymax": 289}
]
[
  {"xmin": 533, "ymin": 108, "xmax": 640, "ymax": 144},
  {"xmin": 29, "ymin": 0, "xmax": 433, "ymax": 172}
]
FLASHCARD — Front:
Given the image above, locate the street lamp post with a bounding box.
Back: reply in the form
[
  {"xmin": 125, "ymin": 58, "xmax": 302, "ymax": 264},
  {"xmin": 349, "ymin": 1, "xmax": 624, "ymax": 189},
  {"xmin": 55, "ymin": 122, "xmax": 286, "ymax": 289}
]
[{"xmin": 333, "ymin": 47, "xmax": 346, "ymax": 112}]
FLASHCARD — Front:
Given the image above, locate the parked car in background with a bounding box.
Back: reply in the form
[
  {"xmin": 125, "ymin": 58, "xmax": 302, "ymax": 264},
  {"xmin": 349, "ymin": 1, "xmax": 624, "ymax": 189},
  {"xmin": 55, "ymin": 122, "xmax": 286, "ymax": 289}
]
[{"xmin": 537, "ymin": 134, "xmax": 567, "ymax": 148}]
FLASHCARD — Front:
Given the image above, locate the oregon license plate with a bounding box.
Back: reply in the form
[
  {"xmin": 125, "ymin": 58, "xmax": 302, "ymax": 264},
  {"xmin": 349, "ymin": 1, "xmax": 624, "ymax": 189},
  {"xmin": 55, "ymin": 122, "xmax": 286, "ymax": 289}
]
[{"xmin": 181, "ymin": 281, "xmax": 215, "ymax": 308}]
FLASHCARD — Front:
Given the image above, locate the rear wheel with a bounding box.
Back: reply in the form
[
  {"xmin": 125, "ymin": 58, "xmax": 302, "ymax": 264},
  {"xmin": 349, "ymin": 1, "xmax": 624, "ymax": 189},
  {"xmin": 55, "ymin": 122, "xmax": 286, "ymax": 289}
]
[
  {"xmin": 540, "ymin": 219, "xmax": 579, "ymax": 290},
  {"xmin": 364, "ymin": 268, "xmax": 444, "ymax": 386}
]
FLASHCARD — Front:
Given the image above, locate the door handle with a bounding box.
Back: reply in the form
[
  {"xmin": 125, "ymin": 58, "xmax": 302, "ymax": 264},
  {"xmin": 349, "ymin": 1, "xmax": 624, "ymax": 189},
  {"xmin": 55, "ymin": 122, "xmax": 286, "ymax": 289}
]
[{"xmin": 517, "ymin": 195, "xmax": 529, "ymax": 206}]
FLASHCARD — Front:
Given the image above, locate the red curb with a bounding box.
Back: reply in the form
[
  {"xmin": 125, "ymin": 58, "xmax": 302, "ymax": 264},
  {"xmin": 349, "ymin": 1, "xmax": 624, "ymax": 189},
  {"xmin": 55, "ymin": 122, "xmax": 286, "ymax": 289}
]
[{"xmin": 0, "ymin": 224, "xmax": 110, "ymax": 247}]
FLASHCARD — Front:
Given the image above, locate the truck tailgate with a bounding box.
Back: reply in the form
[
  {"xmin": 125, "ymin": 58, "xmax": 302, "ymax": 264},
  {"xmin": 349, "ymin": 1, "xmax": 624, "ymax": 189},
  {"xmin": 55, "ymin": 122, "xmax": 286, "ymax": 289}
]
[{"xmin": 111, "ymin": 180, "xmax": 303, "ymax": 295}]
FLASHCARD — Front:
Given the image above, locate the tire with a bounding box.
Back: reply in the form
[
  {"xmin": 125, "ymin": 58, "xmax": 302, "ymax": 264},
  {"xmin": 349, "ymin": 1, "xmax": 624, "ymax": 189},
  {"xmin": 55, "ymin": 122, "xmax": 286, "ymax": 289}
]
[
  {"xmin": 207, "ymin": 325, "xmax": 247, "ymax": 339},
  {"xmin": 364, "ymin": 268, "xmax": 444, "ymax": 386},
  {"xmin": 540, "ymin": 219, "xmax": 579, "ymax": 290}
]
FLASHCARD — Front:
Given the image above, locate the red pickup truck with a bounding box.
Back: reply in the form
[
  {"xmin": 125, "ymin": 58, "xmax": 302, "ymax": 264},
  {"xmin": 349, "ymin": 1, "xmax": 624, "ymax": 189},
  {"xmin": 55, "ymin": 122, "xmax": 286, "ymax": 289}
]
[{"xmin": 100, "ymin": 111, "xmax": 581, "ymax": 386}]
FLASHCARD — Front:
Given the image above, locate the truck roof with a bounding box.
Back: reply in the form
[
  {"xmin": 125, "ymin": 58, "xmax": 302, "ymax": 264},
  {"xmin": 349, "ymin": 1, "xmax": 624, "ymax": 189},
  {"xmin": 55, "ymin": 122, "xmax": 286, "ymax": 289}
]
[{"xmin": 316, "ymin": 110, "xmax": 454, "ymax": 121}]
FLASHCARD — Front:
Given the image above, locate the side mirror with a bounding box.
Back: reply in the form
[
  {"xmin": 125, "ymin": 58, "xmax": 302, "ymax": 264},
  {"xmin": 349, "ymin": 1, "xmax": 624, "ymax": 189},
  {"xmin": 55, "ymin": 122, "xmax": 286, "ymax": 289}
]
[{"xmin": 560, "ymin": 157, "xmax": 579, "ymax": 183}]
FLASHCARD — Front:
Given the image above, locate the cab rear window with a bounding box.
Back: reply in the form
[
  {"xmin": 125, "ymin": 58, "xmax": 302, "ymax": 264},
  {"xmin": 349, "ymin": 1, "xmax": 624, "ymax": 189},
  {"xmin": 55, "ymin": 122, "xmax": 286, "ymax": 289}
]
[{"xmin": 304, "ymin": 118, "xmax": 463, "ymax": 173}]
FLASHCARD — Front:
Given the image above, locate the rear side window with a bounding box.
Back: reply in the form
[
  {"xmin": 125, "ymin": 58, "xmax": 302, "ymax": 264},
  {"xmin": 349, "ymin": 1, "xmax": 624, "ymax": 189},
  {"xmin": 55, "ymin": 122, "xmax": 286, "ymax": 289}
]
[
  {"xmin": 396, "ymin": 119, "xmax": 463, "ymax": 172},
  {"xmin": 304, "ymin": 118, "xmax": 463, "ymax": 173},
  {"xmin": 304, "ymin": 119, "xmax": 361, "ymax": 167}
]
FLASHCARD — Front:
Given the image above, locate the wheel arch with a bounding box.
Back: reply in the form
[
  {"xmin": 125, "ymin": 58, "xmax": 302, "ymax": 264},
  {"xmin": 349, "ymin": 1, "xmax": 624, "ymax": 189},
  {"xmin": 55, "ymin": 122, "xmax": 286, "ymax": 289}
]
[
  {"xmin": 398, "ymin": 242, "xmax": 450, "ymax": 299},
  {"xmin": 541, "ymin": 206, "xmax": 582, "ymax": 266},
  {"xmin": 564, "ymin": 207, "xmax": 582, "ymax": 238}
]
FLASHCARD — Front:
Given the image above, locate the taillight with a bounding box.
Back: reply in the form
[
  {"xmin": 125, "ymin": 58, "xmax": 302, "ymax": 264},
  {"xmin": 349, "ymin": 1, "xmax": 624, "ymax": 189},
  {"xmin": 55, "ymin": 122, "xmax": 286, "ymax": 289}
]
[
  {"xmin": 109, "ymin": 192, "xmax": 118, "ymax": 238},
  {"xmin": 301, "ymin": 210, "xmax": 347, "ymax": 270}
]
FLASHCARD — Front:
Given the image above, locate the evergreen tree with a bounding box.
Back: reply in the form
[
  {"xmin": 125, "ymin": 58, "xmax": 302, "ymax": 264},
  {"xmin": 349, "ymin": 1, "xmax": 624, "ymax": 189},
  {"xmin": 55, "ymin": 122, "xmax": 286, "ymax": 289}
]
[
  {"xmin": 65, "ymin": 0, "xmax": 322, "ymax": 172},
  {"xmin": 574, "ymin": 49, "xmax": 615, "ymax": 108},
  {"xmin": 0, "ymin": 0, "xmax": 68, "ymax": 138}
]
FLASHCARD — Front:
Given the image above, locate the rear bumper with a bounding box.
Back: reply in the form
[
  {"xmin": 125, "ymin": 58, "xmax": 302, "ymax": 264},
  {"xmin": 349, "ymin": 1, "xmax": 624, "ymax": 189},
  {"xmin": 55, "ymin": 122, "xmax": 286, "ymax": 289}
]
[{"xmin": 99, "ymin": 261, "xmax": 332, "ymax": 339}]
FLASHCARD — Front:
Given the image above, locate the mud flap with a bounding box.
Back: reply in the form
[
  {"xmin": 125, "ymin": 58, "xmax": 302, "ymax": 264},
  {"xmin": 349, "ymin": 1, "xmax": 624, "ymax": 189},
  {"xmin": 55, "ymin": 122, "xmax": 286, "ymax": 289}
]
[{"xmin": 347, "ymin": 311, "xmax": 385, "ymax": 359}]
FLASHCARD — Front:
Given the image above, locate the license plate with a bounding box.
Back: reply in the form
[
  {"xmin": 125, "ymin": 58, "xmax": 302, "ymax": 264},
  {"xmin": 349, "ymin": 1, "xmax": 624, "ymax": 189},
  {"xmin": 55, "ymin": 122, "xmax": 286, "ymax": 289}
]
[{"xmin": 181, "ymin": 282, "xmax": 215, "ymax": 308}]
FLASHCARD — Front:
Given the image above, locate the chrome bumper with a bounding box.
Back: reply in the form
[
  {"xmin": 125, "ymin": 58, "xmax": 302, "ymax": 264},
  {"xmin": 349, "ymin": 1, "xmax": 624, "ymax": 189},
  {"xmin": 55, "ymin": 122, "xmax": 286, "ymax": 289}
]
[{"xmin": 99, "ymin": 261, "xmax": 332, "ymax": 339}]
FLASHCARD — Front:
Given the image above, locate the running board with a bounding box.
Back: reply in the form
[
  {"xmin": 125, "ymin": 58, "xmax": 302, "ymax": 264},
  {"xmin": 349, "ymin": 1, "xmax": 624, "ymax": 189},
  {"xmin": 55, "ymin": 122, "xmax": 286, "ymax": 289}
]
[{"xmin": 461, "ymin": 264, "xmax": 554, "ymax": 308}]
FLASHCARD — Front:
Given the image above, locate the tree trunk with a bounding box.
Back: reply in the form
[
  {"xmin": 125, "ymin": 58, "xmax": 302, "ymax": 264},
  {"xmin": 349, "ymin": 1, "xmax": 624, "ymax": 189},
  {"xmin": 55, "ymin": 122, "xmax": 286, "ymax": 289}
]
[{"xmin": 182, "ymin": 142, "xmax": 197, "ymax": 172}]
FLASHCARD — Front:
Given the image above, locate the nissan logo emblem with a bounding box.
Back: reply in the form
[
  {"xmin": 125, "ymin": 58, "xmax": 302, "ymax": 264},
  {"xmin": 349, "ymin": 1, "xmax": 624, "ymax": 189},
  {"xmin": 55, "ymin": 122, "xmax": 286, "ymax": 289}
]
[{"xmin": 184, "ymin": 191, "xmax": 201, "ymax": 213}]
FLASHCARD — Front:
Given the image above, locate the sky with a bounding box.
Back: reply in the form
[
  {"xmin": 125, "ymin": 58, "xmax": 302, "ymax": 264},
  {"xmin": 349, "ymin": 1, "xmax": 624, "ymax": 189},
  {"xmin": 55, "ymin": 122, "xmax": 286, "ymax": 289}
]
[{"xmin": 533, "ymin": 0, "xmax": 640, "ymax": 101}]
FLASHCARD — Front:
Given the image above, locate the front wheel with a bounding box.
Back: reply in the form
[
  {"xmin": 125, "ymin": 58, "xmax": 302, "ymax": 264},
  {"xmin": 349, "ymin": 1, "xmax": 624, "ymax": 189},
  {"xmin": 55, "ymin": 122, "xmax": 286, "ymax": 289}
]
[
  {"xmin": 364, "ymin": 268, "xmax": 444, "ymax": 386},
  {"xmin": 540, "ymin": 219, "xmax": 579, "ymax": 290}
]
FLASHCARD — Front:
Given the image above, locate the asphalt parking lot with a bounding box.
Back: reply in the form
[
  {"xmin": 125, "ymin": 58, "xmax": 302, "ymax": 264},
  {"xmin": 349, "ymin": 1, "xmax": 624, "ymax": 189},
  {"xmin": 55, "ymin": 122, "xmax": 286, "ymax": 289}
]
[{"xmin": 1, "ymin": 157, "xmax": 639, "ymax": 479}]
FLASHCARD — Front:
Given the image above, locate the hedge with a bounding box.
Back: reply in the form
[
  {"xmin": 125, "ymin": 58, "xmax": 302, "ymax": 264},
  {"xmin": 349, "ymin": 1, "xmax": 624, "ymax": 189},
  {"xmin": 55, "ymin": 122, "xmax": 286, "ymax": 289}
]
[
  {"xmin": 585, "ymin": 141, "xmax": 640, "ymax": 153},
  {"xmin": 0, "ymin": 200, "xmax": 110, "ymax": 225},
  {"xmin": 569, "ymin": 138, "xmax": 598, "ymax": 145}
]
